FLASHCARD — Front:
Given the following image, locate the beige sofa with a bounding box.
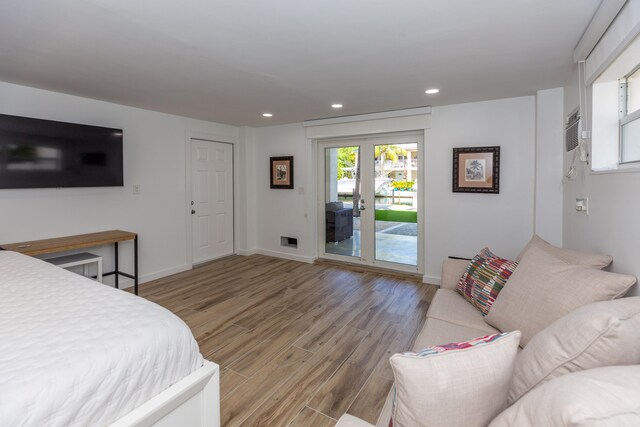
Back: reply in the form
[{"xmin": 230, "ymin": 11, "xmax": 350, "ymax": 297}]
[
  {"xmin": 368, "ymin": 258, "xmax": 497, "ymax": 427},
  {"xmin": 336, "ymin": 256, "xmax": 640, "ymax": 427}
]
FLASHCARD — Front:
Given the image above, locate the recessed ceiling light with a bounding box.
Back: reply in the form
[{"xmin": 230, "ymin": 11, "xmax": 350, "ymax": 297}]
[
  {"xmin": 425, "ymin": 88, "xmax": 440, "ymax": 94},
  {"xmin": 331, "ymin": 103, "xmax": 343, "ymax": 109},
  {"xmin": 262, "ymin": 113, "xmax": 273, "ymax": 117}
]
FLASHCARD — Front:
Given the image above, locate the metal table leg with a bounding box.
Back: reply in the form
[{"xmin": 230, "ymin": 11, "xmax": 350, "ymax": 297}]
[
  {"xmin": 114, "ymin": 241, "xmax": 119, "ymax": 289},
  {"xmin": 134, "ymin": 235, "xmax": 139, "ymax": 295}
]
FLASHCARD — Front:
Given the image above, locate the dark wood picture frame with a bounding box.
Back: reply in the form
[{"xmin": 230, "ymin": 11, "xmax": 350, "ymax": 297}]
[
  {"xmin": 452, "ymin": 146, "xmax": 500, "ymax": 193},
  {"xmin": 270, "ymin": 156, "xmax": 294, "ymax": 189}
]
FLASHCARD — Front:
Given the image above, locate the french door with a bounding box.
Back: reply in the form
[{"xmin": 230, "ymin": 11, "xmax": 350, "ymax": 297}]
[{"xmin": 317, "ymin": 133, "xmax": 423, "ymax": 273}]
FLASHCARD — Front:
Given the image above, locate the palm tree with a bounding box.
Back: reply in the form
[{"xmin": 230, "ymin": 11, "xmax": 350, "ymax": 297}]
[{"xmin": 375, "ymin": 145, "xmax": 408, "ymax": 177}]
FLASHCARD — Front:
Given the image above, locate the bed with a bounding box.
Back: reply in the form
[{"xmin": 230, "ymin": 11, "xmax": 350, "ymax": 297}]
[{"xmin": 0, "ymin": 250, "xmax": 219, "ymax": 427}]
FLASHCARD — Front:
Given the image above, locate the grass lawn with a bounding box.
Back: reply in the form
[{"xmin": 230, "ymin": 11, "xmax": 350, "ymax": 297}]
[{"xmin": 375, "ymin": 209, "xmax": 417, "ymax": 223}]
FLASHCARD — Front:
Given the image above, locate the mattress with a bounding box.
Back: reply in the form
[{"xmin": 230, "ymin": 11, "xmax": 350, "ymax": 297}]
[{"xmin": 0, "ymin": 250, "xmax": 203, "ymax": 426}]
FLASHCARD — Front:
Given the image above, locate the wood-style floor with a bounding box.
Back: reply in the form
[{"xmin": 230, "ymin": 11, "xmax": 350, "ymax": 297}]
[{"xmin": 139, "ymin": 254, "xmax": 436, "ymax": 427}]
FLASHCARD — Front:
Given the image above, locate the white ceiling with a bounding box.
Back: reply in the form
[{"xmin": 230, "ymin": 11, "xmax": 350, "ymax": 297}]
[{"xmin": 0, "ymin": 0, "xmax": 601, "ymax": 126}]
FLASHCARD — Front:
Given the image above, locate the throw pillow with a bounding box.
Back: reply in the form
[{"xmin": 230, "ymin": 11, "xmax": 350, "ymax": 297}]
[
  {"xmin": 490, "ymin": 366, "xmax": 640, "ymax": 427},
  {"xmin": 456, "ymin": 247, "xmax": 518, "ymax": 316},
  {"xmin": 485, "ymin": 244, "xmax": 636, "ymax": 346},
  {"xmin": 508, "ymin": 297, "xmax": 640, "ymax": 404},
  {"xmin": 516, "ymin": 234, "xmax": 612, "ymax": 269},
  {"xmin": 390, "ymin": 331, "xmax": 521, "ymax": 427}
]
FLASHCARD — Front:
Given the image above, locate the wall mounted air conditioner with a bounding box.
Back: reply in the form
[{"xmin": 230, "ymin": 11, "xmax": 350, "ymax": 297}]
[{"xmin": 565, "ymin": 108, "xmax": 580, "ymax": 152}]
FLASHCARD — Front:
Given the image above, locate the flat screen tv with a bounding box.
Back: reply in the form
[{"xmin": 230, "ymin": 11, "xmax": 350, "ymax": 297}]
[{"xmin": 0, "ymin": 113, "xmax": 123, "ymax": 189}]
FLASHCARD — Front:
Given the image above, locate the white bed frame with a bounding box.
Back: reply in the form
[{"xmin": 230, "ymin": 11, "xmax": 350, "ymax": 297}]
[{"xmin": 109, "ymin": 360, "xmax": 220, "ymax": 427}]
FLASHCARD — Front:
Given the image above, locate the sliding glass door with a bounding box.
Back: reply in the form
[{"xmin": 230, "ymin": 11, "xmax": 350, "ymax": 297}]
[{"xmin": 318, "ymin": 134, "xmax": 423, "ymax": 273}]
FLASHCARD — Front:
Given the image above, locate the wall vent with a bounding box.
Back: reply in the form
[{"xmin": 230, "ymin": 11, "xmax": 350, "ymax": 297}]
[
  {"xmin": 565, "ymin": 108, "xmax": 580, "ymax": 152},
  {"xmin": 280, "ymin": 236, "xmax": 298, "ymax": 248}
]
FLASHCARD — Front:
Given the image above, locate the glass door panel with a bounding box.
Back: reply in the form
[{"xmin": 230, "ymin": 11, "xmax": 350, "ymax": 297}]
[
  {"xmin": 373, "ymin": 143, "xmax": 418, "ymax": 266},
  {"xmin": 324, "ymin": 146, "xmax": 361, "ymax": 259}
]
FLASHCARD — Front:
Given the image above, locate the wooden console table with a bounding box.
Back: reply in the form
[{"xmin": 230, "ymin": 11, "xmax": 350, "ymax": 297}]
[{"xmin": 1, "ymin": 230, "xmax": 139, "ymax": 295}]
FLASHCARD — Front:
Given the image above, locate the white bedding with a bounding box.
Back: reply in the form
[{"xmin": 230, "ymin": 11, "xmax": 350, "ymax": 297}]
[{"xmin": 0, "ymin": 251, "xmax": 203, "ymax": 427}]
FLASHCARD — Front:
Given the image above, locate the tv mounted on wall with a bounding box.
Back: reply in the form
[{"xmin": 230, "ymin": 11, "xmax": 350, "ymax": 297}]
[{"xmin": 0, "ymin": 113, "xmax": 123, "ymax": 189}]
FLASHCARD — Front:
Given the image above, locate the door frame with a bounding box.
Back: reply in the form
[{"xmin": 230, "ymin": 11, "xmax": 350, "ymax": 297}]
[
  {"xmin": 316, "ymin": 131, "xmax": 425, "ymax": 274},
  {"xmin": 185, "ymin": 131, "xmax": 239, "ymax": 268}
]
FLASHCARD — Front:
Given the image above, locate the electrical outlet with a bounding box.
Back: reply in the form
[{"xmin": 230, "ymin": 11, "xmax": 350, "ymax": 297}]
[
  {"xmin": 133, "ymin": 184, "xmax": 141, "ymax": 195},
  {"xmin": 575, "ymin": 197, "xmax": 589, "ymax": 215}
]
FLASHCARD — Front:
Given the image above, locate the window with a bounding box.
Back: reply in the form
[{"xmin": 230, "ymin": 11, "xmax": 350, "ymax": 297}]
[
  {"xmin": 620, "ymin": 66, "xmax": 640, "ymax": 163},
  {"xmin": 590, "ymin": 32, "xmax": 640, "ymax": 170}
]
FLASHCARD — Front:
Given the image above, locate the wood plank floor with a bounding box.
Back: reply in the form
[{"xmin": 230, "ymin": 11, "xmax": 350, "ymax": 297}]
[{"xmin": 139, "ymin": 254, "xmax": 437, "ymax": 427}]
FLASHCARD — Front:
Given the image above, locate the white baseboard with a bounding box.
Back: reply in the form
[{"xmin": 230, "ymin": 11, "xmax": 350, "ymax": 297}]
[
  {"xmin": 237, "ymin": 249, "xmax": 258, "ymax": 256},
  {"xmin": 254, "ymin": 249, "xmax": 316, "ymax": 264},
  {"xmin": 103, "ymin": 264, "xmax": 191, "ymax": 290},
  {"xmin": 423, "ymin": 274, "xmax": 441, "ymax": 286}
]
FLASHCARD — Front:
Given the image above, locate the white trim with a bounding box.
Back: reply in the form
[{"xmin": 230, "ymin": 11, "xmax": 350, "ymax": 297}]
[
  {"xmin": 109, "ymin": 360, "xmax": 220, "ymax": 427},
  {"xmin": 423, "ymin": 274, "xmax": 441, "ymax": 286},
  {"xmin": 111, "ymin": 264, "xmax": 192, "ymax": 289},
  {"xmin": 574, "ymin": 0, "xmax": 627, "ymax": 62},
  {"xmin": 254, "ymin": 249, "xmax": 316, "ymax": 264},
  {"xmin": 303, "ymin": 107, "xmax": 431, "ymax": 127},
  {"xmin": 590, "ymin": 165, "xmax": 640, "ymax": 175},
  {"xmin": 305, "ymin": 114, "xmax": 431, "ymax": 140},
  {"xmin": 585, "ymin": 0, "xmax": 640, "ymax": 84},
  {"xmin": 237, "ymin": 249, "xmax": 258, "ymax": 256}
]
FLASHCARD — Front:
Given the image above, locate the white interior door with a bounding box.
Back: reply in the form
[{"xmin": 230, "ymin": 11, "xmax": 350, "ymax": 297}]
[{"xmin": 191, "ymin": 140, "xmax": 234, "ymax": 264}]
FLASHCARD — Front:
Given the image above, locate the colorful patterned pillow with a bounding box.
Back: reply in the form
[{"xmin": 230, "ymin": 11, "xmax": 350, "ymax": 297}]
[
  {"xmin": 390, "ymin": 331, "xmax": 521, "ymax": 427},
  {"xmin": 405, "ymin": 332, "xmax": 508, "ymax": 356},
  {"xmin": 456, "ymin": 247, "xmax": 518, "ymax": 316}
]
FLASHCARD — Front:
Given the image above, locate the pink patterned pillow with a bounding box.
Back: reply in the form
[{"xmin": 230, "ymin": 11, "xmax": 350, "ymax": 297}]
[
  {"xmin": 406, "ymin": 332, "xmax": 508, "ymax": 355},
  {"xmin": 456, "ymin": 247, "xmax": 518, "ymax": 315}
]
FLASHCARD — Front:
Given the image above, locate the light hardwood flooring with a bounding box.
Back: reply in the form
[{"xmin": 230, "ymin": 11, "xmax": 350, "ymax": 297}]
[{"xmin": 139, "ymin": 254, "xmax": 437, "ymax": 426}]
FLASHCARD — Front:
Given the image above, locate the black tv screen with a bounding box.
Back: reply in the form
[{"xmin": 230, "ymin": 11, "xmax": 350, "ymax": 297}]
[{"xmin": 0, "ymin": 114, "xmax": 123, "ymax": 189}]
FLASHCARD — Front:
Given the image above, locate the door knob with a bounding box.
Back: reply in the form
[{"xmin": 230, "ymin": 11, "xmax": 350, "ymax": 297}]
[{"xmin": 191, "ymin": 209, "xmax": 196, "ymax": 215}]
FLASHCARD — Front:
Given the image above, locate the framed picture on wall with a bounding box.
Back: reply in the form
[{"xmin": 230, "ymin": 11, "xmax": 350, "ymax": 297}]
[
  {"xmin": 452, "ymin": 146, "xmax": 500, "ymax": 193},
  {"xmin": 270, "ymin": 156, "xmax": 294, "ymax": 189}
]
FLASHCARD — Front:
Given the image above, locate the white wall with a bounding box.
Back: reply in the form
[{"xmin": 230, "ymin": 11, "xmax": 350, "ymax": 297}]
[
  {"xmin": 563, "ymin": 79, "xmax": 640, "ymax": 296},
  {"xmin": 425, "ymin": 96, "xmax": 536, "ymax": 282},
  {"xmin": 0, "ymin": 81, "xmax": 239, "ymax": 287},
  {"xmin": 250, "ymin": 97, "xmax": 537, "ymax": 283},
  {"xmin": 251, "ymin": 123, "xmax": 316, "ymax": 263},
  {"xmin": 534, "ymin": 88, "xmax": 564, "ymax": 246}
]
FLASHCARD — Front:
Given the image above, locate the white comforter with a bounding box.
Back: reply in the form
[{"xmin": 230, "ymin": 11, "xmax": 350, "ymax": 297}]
[{"xmin": 0, "ymin": 251, "xmax": 203, "ymax": 426}]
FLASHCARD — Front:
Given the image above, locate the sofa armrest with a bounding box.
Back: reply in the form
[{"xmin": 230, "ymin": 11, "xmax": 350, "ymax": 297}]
[
  {"xmin": 440, "ymin": 258, "xmax": 470, "ymax": 290},
  {"xmin": 336, "ymin": 414, "xmax": 376, "ymax": 427}
]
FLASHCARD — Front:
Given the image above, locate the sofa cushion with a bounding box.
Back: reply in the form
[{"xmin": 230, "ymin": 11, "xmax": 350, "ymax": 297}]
[
  {"xmin": 375, "ymin": 388, "xmax": 394, "ymax": 427},
  {"xmin": 485, "ymin": 244, "xmax": 636, "ymax": 346},
  {"xmin": 413, "ymin": 317, "xmax": 500, "ymax": 351},
  {"xmin": 490, "ymin": 365, "xmax": 640, "ymax": 427},
  {"xmin": 516, "ymin": 234, "xmax": 612, "ymax": 269},
  {"xmin": 456, "ymin": 248, "xmax": 518, "ymax": 316},
  {"xmin": 508, "ymin": 297, "xmax": 640, "ymax": 404},
  {"xmin": 391, "ymin": 331, "xmax": 521, "ymax": 427},
  {"xmin": 427, "ymin": 289, "xmax": 499, "ymax": 333},
  {"xmin": 440, "ymin": 258, "xmax": 471, "ymax": 290}
]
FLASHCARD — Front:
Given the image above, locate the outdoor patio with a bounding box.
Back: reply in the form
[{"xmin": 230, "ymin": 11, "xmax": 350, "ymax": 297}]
[{"xmin": 325, "ymin": 214, "xmax": 418, "ymax": 266}]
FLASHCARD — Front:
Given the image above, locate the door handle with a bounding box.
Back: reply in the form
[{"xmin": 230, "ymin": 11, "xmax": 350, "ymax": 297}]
[{"xmin": 191, "ymin": 209, "xmax": 196, "ymax": 215}]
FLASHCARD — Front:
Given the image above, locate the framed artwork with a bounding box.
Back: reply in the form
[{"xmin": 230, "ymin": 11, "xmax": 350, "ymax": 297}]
[
  {"xmin": 452, "ymin": 146, "xmax": 500, "ymax": 193},
  {"xmin": 270, "ymin": 156, "xmax": 294, "ymax": 189}
]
